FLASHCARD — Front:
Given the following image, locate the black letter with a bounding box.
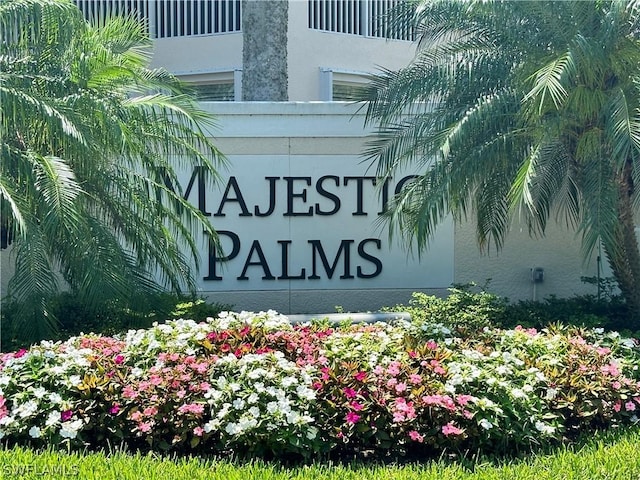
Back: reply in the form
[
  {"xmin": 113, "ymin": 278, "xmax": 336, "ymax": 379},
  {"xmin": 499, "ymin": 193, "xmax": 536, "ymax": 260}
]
[
  {"xmin": 237, "ymin": 240, "xmax": 275, "ymax": 280},
  {"xmin": 214, "ymin": 177, "xmax": 252, "ymax": 217},
  {"xmin": 344, "ymin": 176, "xmax": 376, "ymax": 216},
  {"xmin": 394, "ymin": 175, "xmax": 419, "ymax": 195},
  {"xmin": 203, "ymin": 230, "xmax": 241, "ymax": 281},
  {"xmin": 357, "ymin": 239, "xmax": 383, "ymax": 278},
  {"xmin": 278, "ymin": 240, "xmax": 306, "ymax": 279},
  {"xmin": 378, "ymin": 177, "xmax": 391, "ymax": 215},
  {"xmin": 308, "ymin": 240, "xmax": 355, "ymax": 279},
  {"xmin": 255, "ymin": 177, "xmax": 279, "ymax": 217},
  {"xmin": 161, "ymin": 166, "xmax": 211, "ymax": 216},
  {"xmin": 284, "ymin": 177, "xmax": 313, "ymax": 216},
  {"xmin": 315, "ymin": 175, "xmax": 341, "ymax": 215}
]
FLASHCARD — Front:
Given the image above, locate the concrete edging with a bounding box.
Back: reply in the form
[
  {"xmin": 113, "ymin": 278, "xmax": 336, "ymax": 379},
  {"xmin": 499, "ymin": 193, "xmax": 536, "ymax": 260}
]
[{"xmin": 285, "ymin": 312, "xmax": 411, "ymax": 324}]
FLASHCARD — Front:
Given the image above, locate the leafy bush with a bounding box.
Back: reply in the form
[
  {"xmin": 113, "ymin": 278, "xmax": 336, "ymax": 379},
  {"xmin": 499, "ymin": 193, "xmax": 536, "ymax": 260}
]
[
  {"xmin": 0, "ymin": 293, "xmax": 233, "ymax": 351},
  {"xmin": 0, "ymin": 311, "xmax": 639, "ymax": 461},
  {"xmin": 384, "ymin": 285, "xmax": 508, "ymax": 335}
]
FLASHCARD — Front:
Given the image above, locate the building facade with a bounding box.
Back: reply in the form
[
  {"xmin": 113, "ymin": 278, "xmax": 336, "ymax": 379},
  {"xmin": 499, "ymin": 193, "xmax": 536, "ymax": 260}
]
[{"xmin": 74, "ymin": 0, "xmax": 417, "ymax": 101}]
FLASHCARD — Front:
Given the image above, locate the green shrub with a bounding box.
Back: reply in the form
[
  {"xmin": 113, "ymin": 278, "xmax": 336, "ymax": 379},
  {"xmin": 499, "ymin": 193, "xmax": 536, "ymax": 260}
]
[
  {"xmin": 0, "ymin": 293, "xmax": 233, "ymax": 351},
  {"xmin": 385, "ymin": 284, "xmax": 508, "ymax": 335}
]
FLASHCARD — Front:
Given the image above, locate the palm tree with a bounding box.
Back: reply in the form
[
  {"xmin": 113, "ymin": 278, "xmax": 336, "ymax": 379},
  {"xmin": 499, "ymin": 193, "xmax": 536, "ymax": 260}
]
[
  {"xmin": 362, "ymin": 0, "xmax": 640, "ymax": 326},
  {"xmin": 0, "ymin": 0, "xmax": 224, "ymax": 340}
]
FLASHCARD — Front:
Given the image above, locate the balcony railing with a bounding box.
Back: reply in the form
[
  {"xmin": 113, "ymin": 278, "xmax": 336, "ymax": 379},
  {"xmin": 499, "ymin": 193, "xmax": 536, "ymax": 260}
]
[
  {"xmin": 74, "ymin": 0, "xmax": 242, "ymax": 38},
  {"xmin": 74, "ymin": 0, "xmax": 412, "ymax": 41},
  {"xmin": 308, "ymin": 0, "xmax": 415, "ymax": 41}
]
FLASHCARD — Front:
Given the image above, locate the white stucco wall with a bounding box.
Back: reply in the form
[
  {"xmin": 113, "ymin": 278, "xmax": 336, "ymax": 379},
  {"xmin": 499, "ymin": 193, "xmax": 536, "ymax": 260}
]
[{"xmin": 150, "ymin": 33, "xmax": 243, "ymax": 75}]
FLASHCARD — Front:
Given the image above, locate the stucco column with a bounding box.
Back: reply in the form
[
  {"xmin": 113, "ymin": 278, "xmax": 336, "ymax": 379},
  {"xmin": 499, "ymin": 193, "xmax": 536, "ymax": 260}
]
[{"xmin": 241, "ymin": 0, "xmax": 288, "ymax": 101}]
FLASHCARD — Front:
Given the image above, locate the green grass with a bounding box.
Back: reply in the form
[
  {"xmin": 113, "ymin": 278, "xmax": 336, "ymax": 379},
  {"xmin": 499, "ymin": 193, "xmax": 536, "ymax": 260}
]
[{"xmin": 1, "ymin": 427, "xmax": 640, "ymax": 480}]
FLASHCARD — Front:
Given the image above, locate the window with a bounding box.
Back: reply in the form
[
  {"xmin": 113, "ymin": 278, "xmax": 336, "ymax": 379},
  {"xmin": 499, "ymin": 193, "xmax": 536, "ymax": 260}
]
[
  {"xmin": 308, "ymin": 0, "xmax": 414, "ymax": 41},
  {"xmin": 74, "ymin": 0, "xmax": 242, "ymax": 39},
  {"xmin": 191, "ymin": 83, "xmax": 235, "ymax": 101}
]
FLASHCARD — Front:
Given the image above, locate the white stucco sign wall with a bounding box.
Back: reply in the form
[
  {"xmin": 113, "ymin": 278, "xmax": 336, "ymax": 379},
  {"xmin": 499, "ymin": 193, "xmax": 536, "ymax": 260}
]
[{"xmin": 189, "ymin": 102, "xmax": 454, "ymax": 313}]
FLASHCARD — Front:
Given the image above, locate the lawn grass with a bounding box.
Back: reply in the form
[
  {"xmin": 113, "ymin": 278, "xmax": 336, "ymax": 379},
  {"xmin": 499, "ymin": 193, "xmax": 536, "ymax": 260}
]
[{"xmin": 1, "ymin": 427, "xmax": 639, "ymax": 480}]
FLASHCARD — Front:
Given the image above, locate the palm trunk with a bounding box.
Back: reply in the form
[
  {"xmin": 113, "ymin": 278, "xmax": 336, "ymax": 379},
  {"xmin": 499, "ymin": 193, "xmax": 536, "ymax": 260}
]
[{"xmin": 604, "ymin": 160, "xmax": 640, "ymax": 330}]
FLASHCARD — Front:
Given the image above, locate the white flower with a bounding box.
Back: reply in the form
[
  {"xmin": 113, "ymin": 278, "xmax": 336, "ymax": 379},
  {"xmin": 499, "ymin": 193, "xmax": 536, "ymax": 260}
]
[
  {"xmin": 28, "ymin": 426, "xmax": 41, "ymax": 438},
  {"xmin": 296, "ymin": 386, "xmax": 316, "ymax": 401},
  {"xmin": 45, "ymin": 411, "xmax": 59, "ymax": 427},
  {"xmin": 479, "ymin": 419, "xmax": 493, "ymax": 430},
  {"xmin": 232, "ymin": 399, "xmax": 245, "ymax": 410},
  {"xmin": 266, "ymin": 402, "xmax": 279, "ymax": 414},
  {"xmin": 216, "ymin": 377, "xmax": 228, "ymax": 389},
  {"xmin": 238, "ymin": 417, "xmax": 257, "ymax": 430},
  {"xmin": 224, "ymin": 422, "xmax": 242, "ymax": 435},
  {"xmin": 15, "ymin": 400, "xmax": 38, "ymax": 418},
  {"xmin": 545, "ymin": 388, "xmax": 558, "ymax": 400},
  {"xmin": 247, "ymin": 393, "xmax": 259, "ymax": 404},
  {"xmin": 247, "ymin": 406, "xmax": 260, "ymax": 418},
  {"xmin": 59, "ymin": 419, "xmax": 83, "ymax": 439},
  {"xmin": 204, "ymin": 420, "xmax": 219, "ymax": 433},
  {"xmin": 306, "ymin": 426, "xmax": 318, "ymax": 440},
  {"xmin": 217, "ymin": 405, "xmax": 231, "ymax": 419},
  {"xmin": 229, "ymin": 383, "xmax": 241, "ymax": 392},
  {"xmin": 281, "ymin": 376, "xmax": 298, "ymax": 388},
  {"xmin": 511, "ymin": 388, "xmax": 526, "ymax": 399},
  {"xmin": 286, "ymin": 411, "xmax": 301, "ymax": 424},
  {"xmin": 248, "ymin": 369, "xmax": 267, "ymax": 380},
  {"xmin": 534, "ymin": 420, "xmax": 556, "ymax": 435},
  {"xmin": 32, "ymin": 387, "xmax": 47, "ymax": 399},
  {"xmin": 68, "ymin": 376, "xmax": 81, "ymax": 387}
]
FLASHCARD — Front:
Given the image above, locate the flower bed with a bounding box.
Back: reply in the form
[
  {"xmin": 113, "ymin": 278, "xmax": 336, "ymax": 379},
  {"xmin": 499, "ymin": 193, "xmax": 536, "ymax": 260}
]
[{"xmin": 1, "ymin": 310, "xmax": 639, "ymax": 459}]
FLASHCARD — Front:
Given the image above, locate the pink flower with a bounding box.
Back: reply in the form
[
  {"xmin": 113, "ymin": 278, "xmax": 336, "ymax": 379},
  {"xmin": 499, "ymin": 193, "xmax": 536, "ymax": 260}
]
[
  {"xmin": 143, "ymin": 406, "xmax": 158, "ymax": 417},
  {"xmin": 426, "ymin": 340, "xmax": 438, "ymax": 350},
  {"xmin": 625, "ymin": 401, "xmax": 636, "ymax": 412},
  {"xmin": 61, "ymin": 410, "xmax": 73, "ymax": 422},
  {"xmin": 614, "ymin": 401, "xmax": 622, "ymax": 412},
  {"xmin": 354, "ymin": 371, "xmax": 367, "ymax": 382},
  {"xmin": 456, "ymin": 395, "xmax": 474, "ymax": 406},
  {"xmin": 343, "ymin": 387, "xmax": 357, "ymax": 399},
  {"xmin": 612, "ymin": 381, "xmax": 622, "ymax": 390},
  {"xmin": 178, "ymin": 403, "xmax": 205, "ymax": 415},
  {"xmin": 193, "ymin": 426, "xmax": 204, "ymax": 437},
  {"xmin": 109, "ymin": 404, "xmax": 120, "ymax": 415},
  {"xmin": 409, "ymin": 430, "xmax": 424, "ymax": 443},
  {"xmin": 386, "ymin": 361, "xmax": 401, "ymax": 376},
  {"xmin": 138, "ymin": 422, "xmax": 152, "ymax": 433},
  {"xmin": 113, "ymin": 354, "xmax": 125, "ymax": 365},
  {"xmin": 442, "ymin": 422, "xmax": 463, "ymax": 436},
  {"xmin": 350, "ymin": 401, "xmax": 364, "ymax": 411},
  {"xmin": 345, "ymin": 412, "xmax": 361, "ymax": 424},
  {"xmin": 395, "ymin": 382, "xmax": 408, "ymax": 393},
  {"xmin": 601, "ymin": 362, "xmax": 620, "ymax": 377},
  {"xmin": 130, "ymin": 411, "xmax": 143, "ymax": 422},
  {"xmin": 409, "ymin": 374, "xmax": 422, "ymax": 385},
  {"xmin": 393, "ymin": 411, "xmax": 405, "ymax": 423}
]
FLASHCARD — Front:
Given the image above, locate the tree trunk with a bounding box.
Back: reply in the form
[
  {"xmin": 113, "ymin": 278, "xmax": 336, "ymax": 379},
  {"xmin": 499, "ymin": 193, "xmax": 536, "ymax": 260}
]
[
  {"xmin": 604, "ymin": 160, "xmax": 640, "ymax": 330},
  {"xmin": 241, "ymin": 0, "xmax": 288, "ymax": 101}
]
